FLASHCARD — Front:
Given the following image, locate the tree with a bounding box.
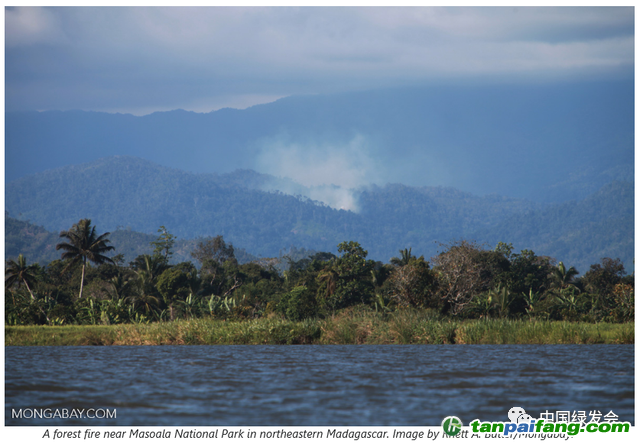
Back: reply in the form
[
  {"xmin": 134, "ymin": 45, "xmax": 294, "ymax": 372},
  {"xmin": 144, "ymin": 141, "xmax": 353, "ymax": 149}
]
[
  {"xmin": 191, "ymin": 235, "xmax": 236, "ymax": 290},
  {"xmin": 130, "ymin": 253, "xmax": 167, "ymax": 279},
  {"xmin": 505, "ymin": 248, "xmax": 553, "ymax": 297},
  {"xmin": 124, "ymin": 253, "xmax": 166, "ymax": 315},
  {"xmin": 191, "ymin": 235, "xmax": 235, "ymax": 265},
  {"xmin": 390, "ymin": 248, "xmax": 416, "ymax": 267},
  {"xmin": 129, "ymin": 271, "xmax": 161, "ymax": 316},
  {"xmin": 317, "ymin": 264, "xmax": 339, "ymax": 299},
  {"xmin": 582, "ymin": 258, "xmax": 626, "ymax": 296},
  {"xmin": 550, "ymin": 262, "xmax": 579, "ymax": 290},
  {"xmin": 322, "ymin": 241, "xmax": 375, "ymax": 312},
  {"xmin": 104, "ymin": 271, "xmax": 131, "ymax": 302},
  {"xmin": 431, "ymin": 240, "xmax": 497, "ymax": 315},
  {"xmin": 5, "ymin": 254, "xmax": 38, "ymax": 300},
  {"xmin": 156, "ymin": 267, "xmax": 191, "ymax": 320},
  {"xmin": 151, "ymin": 226, "xmax": 176, "ymax": 263},
  {"xmin": 387, "ymin": 257, "xmax": 435, "ymax": 308},
  {"xmin": 279, "ymin": 285, "xmax": 318, "ymax": 321},
  {"xmin": 56, "ymin": 219, "xmax": 115, "ymax": 299}
]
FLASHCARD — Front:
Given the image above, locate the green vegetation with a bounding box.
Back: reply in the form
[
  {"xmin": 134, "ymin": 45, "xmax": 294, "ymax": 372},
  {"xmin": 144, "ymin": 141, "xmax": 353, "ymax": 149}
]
[
  {"xmin": 4, "ymin": 214, "xmax": 266, "ymax": 268},
  {"xmin": 5, "ymin": 218, "xmax": 634, "ymax": 346},
  {"xmin": 5, "ymin": 156, "xmax": 634, "ymax": 274},
  {"xmin": 55, "ymin": 218, "xmax": 115, "ymax": 299},
  {"xmin": 6, "ymin": 312, "xmax": 633, "ymax": 346}
]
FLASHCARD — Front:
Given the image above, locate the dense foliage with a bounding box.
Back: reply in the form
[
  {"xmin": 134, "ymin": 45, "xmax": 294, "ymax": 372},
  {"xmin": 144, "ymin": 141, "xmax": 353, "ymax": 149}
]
[{"xmin": 5, "ymin": 220, "xmax": 634, "ymax": 327}]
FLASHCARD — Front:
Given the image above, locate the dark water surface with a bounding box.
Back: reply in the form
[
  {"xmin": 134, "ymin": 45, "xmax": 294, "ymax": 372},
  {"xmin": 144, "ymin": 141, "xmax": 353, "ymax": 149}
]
[{"xmin": 5, "ymin": 344, "xmax": 634, "ymax": 426}]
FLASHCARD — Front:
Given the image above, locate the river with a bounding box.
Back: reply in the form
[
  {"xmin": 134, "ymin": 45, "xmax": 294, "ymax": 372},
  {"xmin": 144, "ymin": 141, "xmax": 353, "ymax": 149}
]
[{"xmin": 5, "ymin": 344, "xmax": 634, "ymax": 426}]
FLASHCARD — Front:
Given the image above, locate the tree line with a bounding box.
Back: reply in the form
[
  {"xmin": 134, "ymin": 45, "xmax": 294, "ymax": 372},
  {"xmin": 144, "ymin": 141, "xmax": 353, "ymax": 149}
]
[{"xmin": 5, "ymin": 218, "xmax": 634, "ymax": 326}]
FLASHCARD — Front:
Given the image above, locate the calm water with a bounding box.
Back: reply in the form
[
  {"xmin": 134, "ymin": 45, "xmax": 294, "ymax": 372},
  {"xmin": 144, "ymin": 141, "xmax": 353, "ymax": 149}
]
[{"xmin": 5, "ymin": 344, "xmax": 634, "ymax": 426}]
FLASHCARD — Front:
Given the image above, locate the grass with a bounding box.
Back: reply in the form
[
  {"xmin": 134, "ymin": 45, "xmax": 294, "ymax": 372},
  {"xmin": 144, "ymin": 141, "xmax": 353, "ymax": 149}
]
[{"xmin": 5, "ymin": 309, "xmax": 635, "ymax": 346}]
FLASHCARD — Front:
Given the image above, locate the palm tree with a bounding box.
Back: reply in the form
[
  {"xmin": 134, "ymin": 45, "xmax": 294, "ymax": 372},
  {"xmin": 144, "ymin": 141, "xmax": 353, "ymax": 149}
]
[
  {"xmin": 128, "ymin": 273, "xmax": 161, "ymax": 315},
  {"xmin": 5, "ymin": 254, "xmax": 38, "ymax": 300},
  {"xmin": 550, "ymin": 262, "xmax": 579, "ymax": 290},
  {"xmin": 104, "ymin": 271, "xmax": 133, "ymax": 301},
  {"xmin": 390, "ymin": 248, "xmax": 415, "ymax": 267},
  {"xmin": 125, "ymin": 255, "xmax": 164, "ymax": 315},
  {"xmin": 56, "ymin": 219, "xmax": 115, "ymax": 299},
  {"xmin": 133, "ymin": 254, "xmax": 165, "ymax": 280},
  {"xmin": 317, "ymin": 264, "xmax": 339, "ymax": 298}
]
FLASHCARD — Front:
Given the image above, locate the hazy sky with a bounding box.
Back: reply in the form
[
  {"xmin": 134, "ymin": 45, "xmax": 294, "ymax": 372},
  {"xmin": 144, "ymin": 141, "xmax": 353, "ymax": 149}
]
[{"xmin": 5, "ymin": 6, "xmax": 634, "ymax": 115}]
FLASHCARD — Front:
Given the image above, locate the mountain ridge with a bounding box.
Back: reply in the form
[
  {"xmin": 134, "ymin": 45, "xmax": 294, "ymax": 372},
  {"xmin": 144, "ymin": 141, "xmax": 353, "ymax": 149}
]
[
  {"xmin": 5, "ymin": 156, "xmax": 633, "ymax": 273},
  {"xmin": 6, "ymin": 81, "xmax": 633, "ymax": 203}
]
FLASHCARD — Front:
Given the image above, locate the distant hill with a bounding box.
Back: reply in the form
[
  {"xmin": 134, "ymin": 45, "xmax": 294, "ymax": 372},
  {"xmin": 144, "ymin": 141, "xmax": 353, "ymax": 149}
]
[
  {"xmin": 5, "ymin": 81, "xmax": 633, "ymax": 203},
  {"xmin": 470, "ymin": 181, "xmax": 635, "ymax": 274},
  {"xmin": 5, "ymin": 214, "xmax": 60, "ymax": 266},
  {"xmin": 5, "ymin": 156, "xmax": 633, "ymax": 273},
  {"xmin": 4, "ymin": 214, "xmax": 268, "ymax": 267}
]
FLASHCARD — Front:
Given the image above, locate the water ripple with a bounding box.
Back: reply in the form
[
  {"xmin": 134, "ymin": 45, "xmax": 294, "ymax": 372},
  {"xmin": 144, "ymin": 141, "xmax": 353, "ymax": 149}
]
[{"xmin": 5, "ymin": 345, "xmax": 634, "ymax": 426}]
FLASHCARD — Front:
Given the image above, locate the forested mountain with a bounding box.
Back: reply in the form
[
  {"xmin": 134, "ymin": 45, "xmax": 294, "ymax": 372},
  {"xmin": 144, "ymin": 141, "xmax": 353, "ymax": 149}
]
[
  {"xmin": 6, "ymin": 81, "xmax": 633, "ymax": 203},
  {"xmin": 5, "ymin": 156, "xmax": 633, "ymax": 273},
  {"xmin": 5, "ymin": 215, "xmax": 60, "ymax": 266},
  {"xmin": 470, "ymin": 181, "xmax": 634, "ymax": 275}
]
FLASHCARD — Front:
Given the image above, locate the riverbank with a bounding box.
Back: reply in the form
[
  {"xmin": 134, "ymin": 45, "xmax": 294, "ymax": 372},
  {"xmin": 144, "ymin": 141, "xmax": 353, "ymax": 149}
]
[{"xmin": 5, "ymin": 309, "xmax": 634, "ymax": 346}]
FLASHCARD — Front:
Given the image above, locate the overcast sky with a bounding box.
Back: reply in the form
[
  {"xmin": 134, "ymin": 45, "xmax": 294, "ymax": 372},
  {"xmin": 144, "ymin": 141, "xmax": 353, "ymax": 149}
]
[{"xmin": 4, "ymin": 6, "xmax": 634, "ymax": 115}]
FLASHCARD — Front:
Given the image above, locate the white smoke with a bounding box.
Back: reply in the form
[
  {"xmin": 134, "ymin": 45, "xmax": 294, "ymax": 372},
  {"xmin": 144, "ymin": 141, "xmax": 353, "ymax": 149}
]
[{"xmin": 254, "ymin": 134, "xmax": 380, "ymax": 211}]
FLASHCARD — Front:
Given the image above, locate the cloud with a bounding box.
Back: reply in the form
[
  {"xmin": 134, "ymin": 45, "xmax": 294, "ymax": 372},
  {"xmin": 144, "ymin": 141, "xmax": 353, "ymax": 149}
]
[
  {"xmin": 5, "ymin": 7, "xmax": 634, "ymax": 113},
  {"xmin": 5, "ymin": 7, "xmax": 66, "ymax": 47}
]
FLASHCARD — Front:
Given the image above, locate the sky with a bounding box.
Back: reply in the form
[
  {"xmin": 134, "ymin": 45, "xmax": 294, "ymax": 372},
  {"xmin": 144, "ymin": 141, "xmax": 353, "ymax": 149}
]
[{"xmin": 4, "ymin": 6, "xmax": 635, "ymax": 115}]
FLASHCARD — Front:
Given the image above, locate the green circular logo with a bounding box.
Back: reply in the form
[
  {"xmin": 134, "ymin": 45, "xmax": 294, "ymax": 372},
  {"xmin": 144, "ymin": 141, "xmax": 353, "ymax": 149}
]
[{"xmin": 442, "ymin": 416, "xmax": 463, "ymax": 436}]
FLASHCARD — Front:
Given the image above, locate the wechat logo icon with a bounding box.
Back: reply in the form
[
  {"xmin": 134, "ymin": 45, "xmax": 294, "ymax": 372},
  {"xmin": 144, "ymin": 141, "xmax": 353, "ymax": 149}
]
[
  {"xmin": 508, "ymin": 406, "xmax": 532, "ymax": 424},
  {"xmin": 442, "ymin": 416, "xmax": 463, "ymax": 436}
]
